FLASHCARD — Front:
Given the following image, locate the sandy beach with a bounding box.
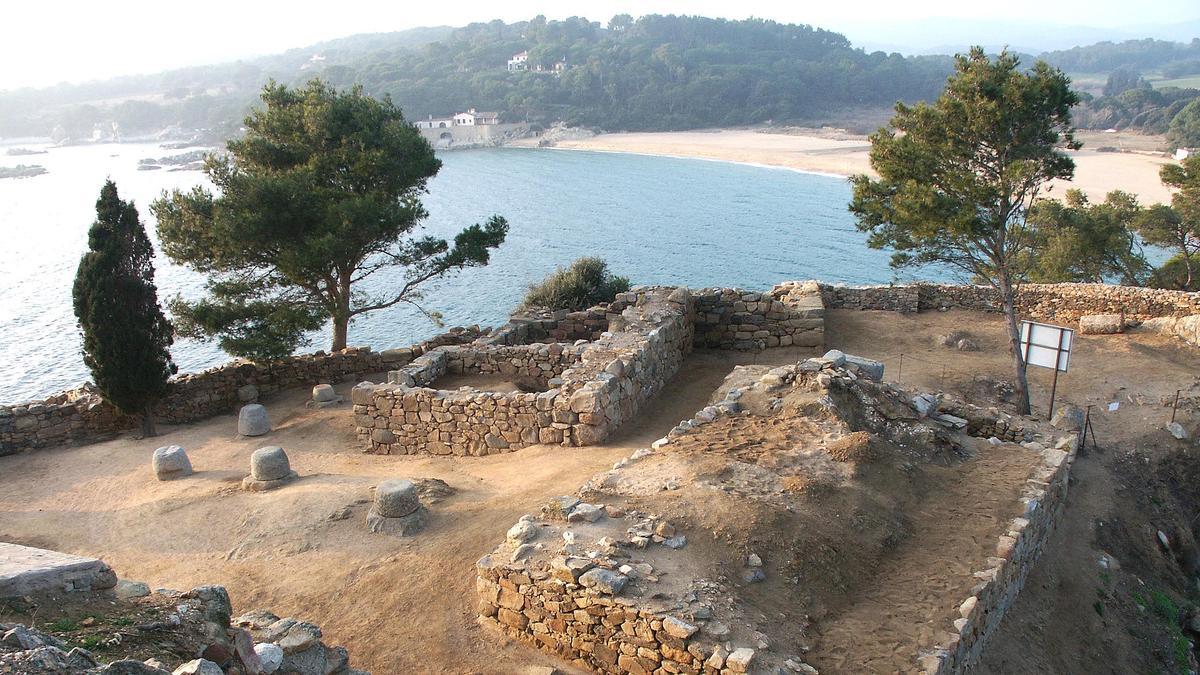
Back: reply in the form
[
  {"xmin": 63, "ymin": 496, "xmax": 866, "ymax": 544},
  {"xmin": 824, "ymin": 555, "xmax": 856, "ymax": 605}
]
[{"xmin": 525, "ymin": 128, "xmax": 1178, "ymax": 204}]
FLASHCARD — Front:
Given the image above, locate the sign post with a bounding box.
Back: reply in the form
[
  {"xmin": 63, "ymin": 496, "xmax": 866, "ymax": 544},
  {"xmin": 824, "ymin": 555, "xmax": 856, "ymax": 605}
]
[{"xmin": 1019, "ymin": 320, "xmax": 1074, "ymax": 418}]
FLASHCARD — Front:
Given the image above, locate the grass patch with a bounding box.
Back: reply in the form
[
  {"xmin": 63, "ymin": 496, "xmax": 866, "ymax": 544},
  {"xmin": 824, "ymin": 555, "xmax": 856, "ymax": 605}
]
[{"xmin": 49, "ymin": 617, "xmax": 78, "ymax": 632}]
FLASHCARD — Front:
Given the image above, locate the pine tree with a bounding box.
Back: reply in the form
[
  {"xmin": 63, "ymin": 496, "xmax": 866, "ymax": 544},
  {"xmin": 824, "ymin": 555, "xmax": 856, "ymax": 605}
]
[{"xmin": 73, "ymin": 180, "xmax": 177, "ymax": 436}]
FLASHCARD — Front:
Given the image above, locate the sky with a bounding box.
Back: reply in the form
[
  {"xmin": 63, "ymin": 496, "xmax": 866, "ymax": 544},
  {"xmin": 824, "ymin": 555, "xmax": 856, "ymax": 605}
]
[{"xmin": 2, "ymin": 0, "xmax": 1198, "ymax": 90}]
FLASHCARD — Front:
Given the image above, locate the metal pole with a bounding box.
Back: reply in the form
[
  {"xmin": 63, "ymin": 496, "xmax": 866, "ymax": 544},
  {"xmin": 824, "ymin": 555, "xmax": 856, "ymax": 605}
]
[
  {"xmin": 1048, "ymin": 365, "xmax": 1060, "ymax": 419},
  {"xmin": 897, "ymin": 353, "xmax": 904, "ymax": 384},
  {"xmin": 1082, "ymin": 405, "xmax": 1093, "ymax": 450},
  {"xmin": 1171, "ymin": 389, "xmax": 1181, "ymax": 424}
]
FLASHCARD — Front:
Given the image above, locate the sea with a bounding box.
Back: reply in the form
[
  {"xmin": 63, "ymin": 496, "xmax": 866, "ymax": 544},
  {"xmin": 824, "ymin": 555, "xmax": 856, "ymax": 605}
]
[{"xmin": 0, "ymin": 141, "xmax": 950, "ymax": 403}]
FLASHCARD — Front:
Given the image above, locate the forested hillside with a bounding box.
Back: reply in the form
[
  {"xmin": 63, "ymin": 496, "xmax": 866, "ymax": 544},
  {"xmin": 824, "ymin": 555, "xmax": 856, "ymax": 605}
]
[{"xmin": 0, "ymin": 15, "xmax": 954, "ymax": 140}]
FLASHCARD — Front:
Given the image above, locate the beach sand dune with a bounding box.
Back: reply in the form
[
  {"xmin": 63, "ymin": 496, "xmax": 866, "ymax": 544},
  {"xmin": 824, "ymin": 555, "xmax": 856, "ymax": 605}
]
[{"xmin": 539, "ymin": 128, "xmax": 1177, "ymax": 204}]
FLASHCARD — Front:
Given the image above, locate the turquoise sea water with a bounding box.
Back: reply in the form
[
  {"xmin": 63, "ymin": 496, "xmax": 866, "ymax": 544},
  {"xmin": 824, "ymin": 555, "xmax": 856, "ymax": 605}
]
[{"xmin": 0, "ymin": 143, "xmax": 946, "ymax": 403}]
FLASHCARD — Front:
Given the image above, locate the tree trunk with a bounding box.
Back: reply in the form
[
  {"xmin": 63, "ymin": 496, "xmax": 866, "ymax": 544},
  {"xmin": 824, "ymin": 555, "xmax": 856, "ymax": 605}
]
[
  {"xmin": 330, "ymin": 275, "xmax": 352, "ymax": 352},
  {"xmin": 140, "ymin": 405, "xmax": 157, "ymax": 438},
  {"xmin": 331, "ymin": 314, "xmax": 349, "ymax": 352},
  {"xmin": 999, "ymin": 277, "xmax": 1032, "ymax": 415}
]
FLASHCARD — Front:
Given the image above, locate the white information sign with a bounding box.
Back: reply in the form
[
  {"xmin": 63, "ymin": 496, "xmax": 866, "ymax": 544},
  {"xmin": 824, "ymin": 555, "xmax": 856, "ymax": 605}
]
[{"xmin": 1019, "ymin": 321, "xmax": 1073, "ymax": 372}]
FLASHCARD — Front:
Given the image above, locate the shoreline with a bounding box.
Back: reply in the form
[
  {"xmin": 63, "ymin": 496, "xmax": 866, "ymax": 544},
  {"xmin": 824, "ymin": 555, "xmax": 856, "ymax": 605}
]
[{"xmin": 518, "ymin": 127, "xmax": 1179, "ymax": 203}]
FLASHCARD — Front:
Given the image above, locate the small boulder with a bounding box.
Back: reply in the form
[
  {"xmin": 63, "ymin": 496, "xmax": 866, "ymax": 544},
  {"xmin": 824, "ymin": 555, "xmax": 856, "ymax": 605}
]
[
  {"xmin": 254, "ymin": 643, "xmax": 284, "ymax": 673},
  {"xmin": 578, "ymin": 568, "xmax": 627, "ymax": 595},
  {"xmin": 312, "ymin": 384, "xmax": 338, "ymax": 403},
  {"xmin": 172, "ymin": 660, "xmax": 223, "ymax": 675},
  {"xmin": 507, "ymin": 518, "xmax": 538, "ymax": 545},
  {"xmin": 726, "ymin": 648, "xmax": 756, "ymax": 673},
  {"xmin": 566, "ymin": 503, "xmax": 604, "ymax": 523},
  {"xmin": 1168, "ymin": 422, "xmax": 1189, "ymax": 440},
  {"xmin": 152, "ymin": 445, "xmax": 192, "ymax": 481},
  {"xmin": 238, "ymin": 404, "xmax": 271, "ymax": 436},
  {"xmin": 818, "ymin": 350, "xmax": 846, "ymax": 367},
  {"xmin": 115, "ymin": 580, "xmax": 151, "ymax": 599}
]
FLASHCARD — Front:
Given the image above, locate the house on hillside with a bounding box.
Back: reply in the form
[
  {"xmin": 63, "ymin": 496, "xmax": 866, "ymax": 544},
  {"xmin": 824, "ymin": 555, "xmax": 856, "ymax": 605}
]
[
  {"xmin": 453, "ymin": 109, "xmax": 500, "ymax": 126},
  {"xmin": 414, "ymin": 115, "xmax": 454, "ymax": 130},
  {"xmin": 507, "ymin": 51, "xmax": 529, "ymax": 72}
]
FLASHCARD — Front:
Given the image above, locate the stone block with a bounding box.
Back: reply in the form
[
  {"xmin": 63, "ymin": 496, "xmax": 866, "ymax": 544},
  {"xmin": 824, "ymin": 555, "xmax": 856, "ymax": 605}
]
[
  {"xmin": 152, "ymin": 445, "xmax": 193, "ymax": 480},
  {"xmin": 1078, "ymin": 314, "xmax": 1123, "ymax": 335},
  {"xmin": 374, "ymin": 479, "xmax": 420, "ymax": 517},
  {"xmin": 238, "ymin": 404, "xmax": 270, "ymax": 436}
]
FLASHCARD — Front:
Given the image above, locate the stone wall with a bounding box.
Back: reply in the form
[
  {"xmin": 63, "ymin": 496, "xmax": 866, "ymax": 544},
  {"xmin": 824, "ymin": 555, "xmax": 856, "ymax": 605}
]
[
  {"xmin": 821, "ymin": 282, "xmax": 1200, "ymax": 323},
  {"xmin": 353, "ymin": 287, "xmax": 695, "ymax": 456},
  {"xmin": 693, "ymin": 280, "xmax": 825, "ymax": 350},
  {"xmin": 0, "ymin": 327, "xmax": 488, "ymax": 456},
  {"xmin": 919, "ymin": 436, "xmax": 1076, "ymax": 675}
]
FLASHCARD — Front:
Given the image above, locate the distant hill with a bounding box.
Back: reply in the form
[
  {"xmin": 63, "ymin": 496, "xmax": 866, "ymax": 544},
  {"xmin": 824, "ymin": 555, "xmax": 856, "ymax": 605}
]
[{"xmin": 0, "ymin": 16, "xmax": 955, "ymax": 141}]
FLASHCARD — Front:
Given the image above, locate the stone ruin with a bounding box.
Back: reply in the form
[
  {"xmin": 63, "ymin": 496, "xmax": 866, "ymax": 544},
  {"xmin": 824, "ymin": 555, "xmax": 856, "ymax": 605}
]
[
  {"xmin": 474, "ymin": 354, "xmax": 1078, "ymax": 675},
  {"xmin": 352, "ymin": 282, "xmax": 828, "ymax": 457}
]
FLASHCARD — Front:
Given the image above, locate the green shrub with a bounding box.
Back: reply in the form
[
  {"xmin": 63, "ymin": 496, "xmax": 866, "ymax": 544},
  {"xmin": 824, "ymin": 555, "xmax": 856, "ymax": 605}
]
[{"xmin": 520, "ymin": 257, "xmax": 631, "ymax": 312}]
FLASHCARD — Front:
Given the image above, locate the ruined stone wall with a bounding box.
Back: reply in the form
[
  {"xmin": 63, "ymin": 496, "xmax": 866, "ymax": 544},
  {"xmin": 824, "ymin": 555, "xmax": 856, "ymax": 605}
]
[
  {"xmin": 920, "ymin": 437, "xmax": 1076, "ymax": 675},
  {"xmin": 693, "ymin": 280, "xmax": 825, "ymax": 350},
  {"xmin": 354, "ymin": 288, "xmax": 695, "ymax": 456},
  {"xmin": 477, "ymin": 556, "xmax": 719, "ymax": 675},
  {"xmin": 0, "ymin": 327, "xmax": 487, "ymax": 455},
  {"xmin": 821, "ymin": 282, "xmax": 1200, "ymax": 322}
]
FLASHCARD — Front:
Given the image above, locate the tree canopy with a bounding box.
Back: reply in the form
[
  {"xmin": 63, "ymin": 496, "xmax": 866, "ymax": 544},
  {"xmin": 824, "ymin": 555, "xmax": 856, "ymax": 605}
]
[
  {"xmin": 153, "ymin": 80, "xmax": 508, "ymax": 360},
  {"xmin": 73, "ymin": 181, "xmax": 177, "ymax": 435},
  {"xmin": 1137, "ymin": 155, "xmax": 1200, "ymax": 290},
  {"xmin": 1027, "ymin": 190, "xmax": 1149, "ymax": 285},
  {"xmin": 849, "ymin": 48, "xmax": 1080, "ymax": 414}
]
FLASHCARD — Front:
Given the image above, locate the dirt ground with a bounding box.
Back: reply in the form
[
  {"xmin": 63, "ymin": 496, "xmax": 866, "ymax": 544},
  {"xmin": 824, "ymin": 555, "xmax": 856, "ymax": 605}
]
[
  {"xmin": 2, "ymin": 309, "xmax": 1198, "ymax": 674},
  {"xmin": 0, "ymin": 347, "xmax": 812, "ymax": 674}
]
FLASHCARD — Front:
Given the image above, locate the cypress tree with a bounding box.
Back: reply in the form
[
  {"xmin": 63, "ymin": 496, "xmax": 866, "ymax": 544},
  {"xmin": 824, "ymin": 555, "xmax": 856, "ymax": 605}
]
[{"xmin": 73, "ymin": 180, "xmax": 177, "ymax": 436}]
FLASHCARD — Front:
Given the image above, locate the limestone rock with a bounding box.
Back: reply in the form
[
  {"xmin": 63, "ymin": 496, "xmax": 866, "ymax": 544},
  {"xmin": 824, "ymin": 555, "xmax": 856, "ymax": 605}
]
[
  {"xmin": 172, "ymin": 659, "xmax": 222, "ymax": 675},
  {"xmin": 1079, "ymin": 314, "xmax": 1124, "ymax": 335},
  {"xmin": 1168, "ymin": 422, "xmax": 1189, "ymax": 440},
  {"xmin": 152, "ymin": 445, "xmax": 192, "ymax": 481},
  {"xmin": 566, "ymin": 503, "xmax": 604, "ymax": 523},
  {"xmin": 374, "ymin": 479, "xmax": 420, "ymax": 517},
  {"xmin": 726, "ymin": 648, "xmax": 756, "ymax": 673},
  {"xmin": 312, "ymin": 384, "xmax": 337, "ymax": 402},
  {"xmin": 238, "ymin": 404, "xmax": 270, "ymax": 436},
  {"xmin": 236, "ymin": 385, "xmax": 259, "ymax": 403},
  {"xmin": 578, "ymin": 568, "xmax": 627, "ymax": 595},
  {"xmin": 507, "ymin": 517, "xmax": 538, "ymax": 545},
  {"xmin": 843, "ymin": 354, "xmax": 884, "ymax": 381},
  {"xmin": 662, "ymin": 616, "xmax": 697, "ymax": 639},
  {"xmin": 115, "ymin": 580, "xmax": 151, "ymax": 599},
  {"xmin": 254, "ymin": 643, "xmax": 284, "ymax": 673}
]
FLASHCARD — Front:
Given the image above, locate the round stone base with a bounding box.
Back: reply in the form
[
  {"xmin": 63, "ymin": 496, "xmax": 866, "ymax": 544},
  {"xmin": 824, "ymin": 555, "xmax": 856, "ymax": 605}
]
[
  {"xmin": 366, "ymin": 505, "xmax": 426, "ymax": 536},
  {"xmin": 241, "ymin": 470, "xmax": 299, "ymax": 492}
]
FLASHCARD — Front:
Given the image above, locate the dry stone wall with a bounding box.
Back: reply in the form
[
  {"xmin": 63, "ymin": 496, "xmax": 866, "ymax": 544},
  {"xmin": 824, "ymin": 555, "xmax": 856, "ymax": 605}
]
[
  {"xmin": 353, "ymin": 287, "xmax": 695, "ymax": 456},
  {"xmin": 0, "ymin": 326, "xmax": 487, "ymax": 455},
  {"xmin": 693, "ymin": 280, "xmax": 824, "ymax": 350},
  {"xmin": 919, "ymin": 435, "xmax": 1076, "ymax": 675},
  {"xmin": 821, "ymin": 282, "xmax": 1200, "ymax": 322}
]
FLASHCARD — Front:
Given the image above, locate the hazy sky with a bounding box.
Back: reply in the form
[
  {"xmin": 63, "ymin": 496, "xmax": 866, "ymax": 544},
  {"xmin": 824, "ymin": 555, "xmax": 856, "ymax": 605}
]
[{"xmin": 3, "ymin": 0, "xmax": 1197, "ymax": 90}]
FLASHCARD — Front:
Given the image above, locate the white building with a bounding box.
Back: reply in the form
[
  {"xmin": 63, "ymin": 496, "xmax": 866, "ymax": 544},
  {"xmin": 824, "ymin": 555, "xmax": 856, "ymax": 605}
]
[
  {"xmin": 1175, "ymin": 148, "xmax": 1193, "ymax": 161},
  {"xmin": 453, "ymin": 109, "xmax": 500, "ymax": 126},
  {"xmin": 507, "ymin": 51, "xmax": 529, "ymax": 72},
  {"xmin": 414, "ymin": 115, "xmax": 454, "ymax": 130}
]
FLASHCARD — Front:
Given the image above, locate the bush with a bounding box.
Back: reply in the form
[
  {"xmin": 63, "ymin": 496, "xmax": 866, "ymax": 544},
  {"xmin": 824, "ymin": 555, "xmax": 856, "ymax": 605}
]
[{"xmin": 520, "ymin": 257, "xmax": 630, "ymax": 312}]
